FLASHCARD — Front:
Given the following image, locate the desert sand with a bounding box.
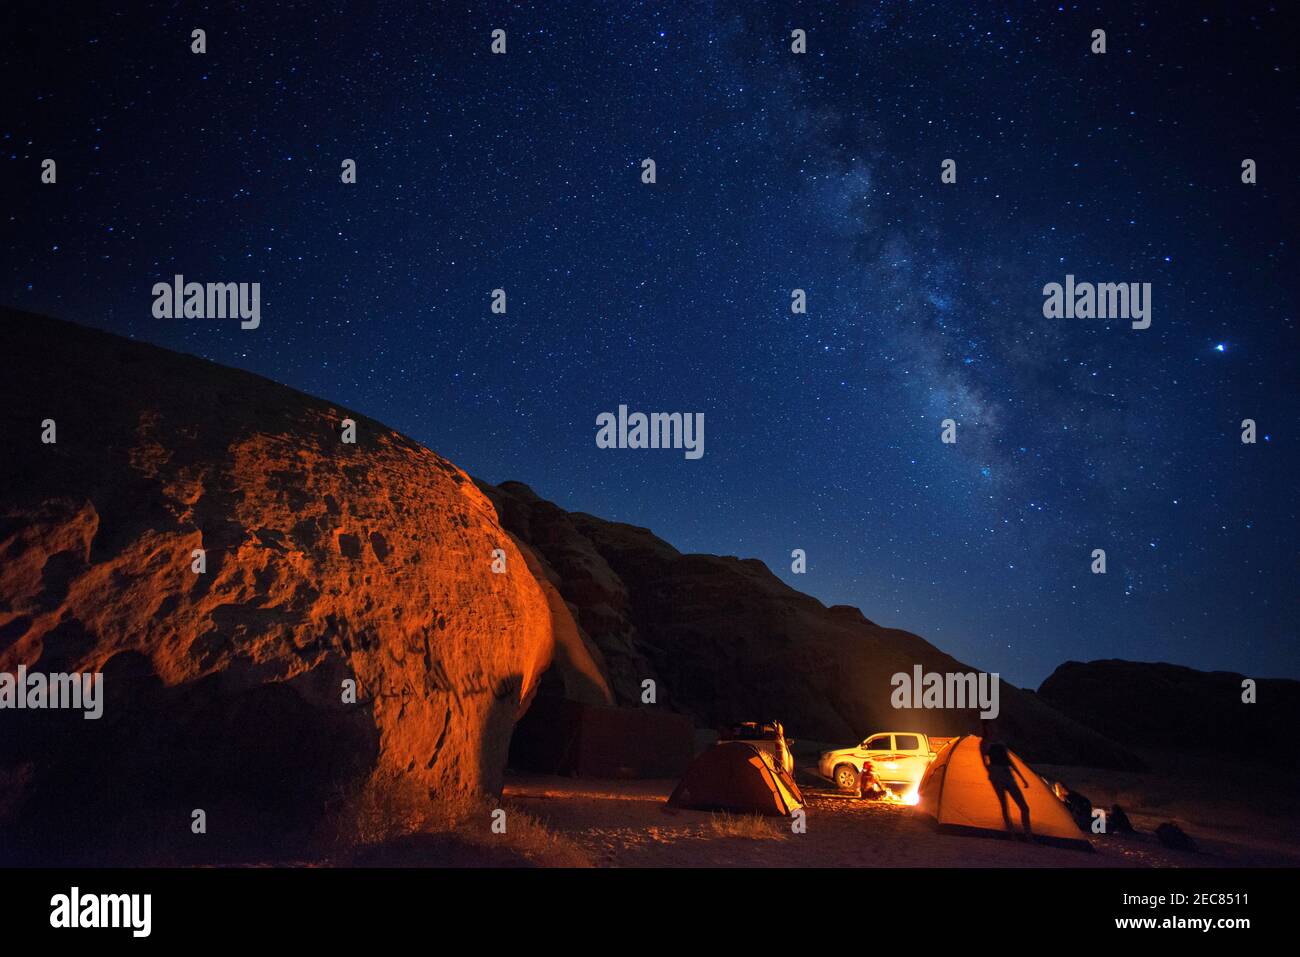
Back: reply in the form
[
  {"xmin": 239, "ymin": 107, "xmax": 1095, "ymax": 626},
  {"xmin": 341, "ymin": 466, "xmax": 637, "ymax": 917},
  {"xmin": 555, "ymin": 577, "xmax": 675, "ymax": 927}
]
[{"xmin": 501, "ymin": 756, "xmax": 1300, "ymax": 868}]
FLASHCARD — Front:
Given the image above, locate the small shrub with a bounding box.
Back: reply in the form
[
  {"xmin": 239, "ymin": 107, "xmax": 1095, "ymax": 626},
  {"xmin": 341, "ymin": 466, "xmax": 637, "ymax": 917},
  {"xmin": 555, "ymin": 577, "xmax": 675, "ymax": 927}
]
[{"xmin": 708, "ymin": 811, "xmax": 785, "ymax": 841}]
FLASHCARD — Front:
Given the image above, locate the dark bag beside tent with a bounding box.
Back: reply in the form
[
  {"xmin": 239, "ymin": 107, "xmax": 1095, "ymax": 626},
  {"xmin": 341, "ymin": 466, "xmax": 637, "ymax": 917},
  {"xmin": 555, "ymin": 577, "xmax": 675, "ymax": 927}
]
[{"xmin": 1156, "ymin": 822, "xmax": 1197, "ymax": 851}]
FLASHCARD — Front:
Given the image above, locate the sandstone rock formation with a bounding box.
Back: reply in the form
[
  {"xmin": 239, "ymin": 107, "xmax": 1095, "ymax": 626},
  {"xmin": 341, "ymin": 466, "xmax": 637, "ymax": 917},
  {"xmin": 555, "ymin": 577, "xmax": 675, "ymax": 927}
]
[{"xmin": 0, "ymin": 309, "xmax": 599, "ymax": 863}]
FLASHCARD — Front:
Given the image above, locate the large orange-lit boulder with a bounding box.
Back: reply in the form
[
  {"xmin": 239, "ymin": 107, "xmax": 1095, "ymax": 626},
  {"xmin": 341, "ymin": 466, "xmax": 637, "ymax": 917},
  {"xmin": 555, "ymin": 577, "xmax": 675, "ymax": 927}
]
[{"xmin": 0, "ymin": 309, "xmax": 575, "ymax": 863}]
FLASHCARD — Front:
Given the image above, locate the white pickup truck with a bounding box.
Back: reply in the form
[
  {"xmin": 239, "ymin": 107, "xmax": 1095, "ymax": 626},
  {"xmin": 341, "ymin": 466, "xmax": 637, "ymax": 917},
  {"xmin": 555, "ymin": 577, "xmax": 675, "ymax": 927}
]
[{"xmin": 818, "ymin": 731, "xmax": 940, "ymax": 795}]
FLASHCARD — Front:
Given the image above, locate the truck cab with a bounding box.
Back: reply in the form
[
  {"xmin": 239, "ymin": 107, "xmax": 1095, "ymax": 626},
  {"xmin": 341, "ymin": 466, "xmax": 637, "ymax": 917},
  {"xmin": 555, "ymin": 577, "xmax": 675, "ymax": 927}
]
[{"xmin": 818, "ymin": 731, "xmax": 936, "ymax": 795}]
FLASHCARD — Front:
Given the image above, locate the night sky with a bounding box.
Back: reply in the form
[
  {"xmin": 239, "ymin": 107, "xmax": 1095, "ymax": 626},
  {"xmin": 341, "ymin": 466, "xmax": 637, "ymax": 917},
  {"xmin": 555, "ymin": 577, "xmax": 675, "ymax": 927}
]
[{"xmin": 4, "ymin": 2, "xmax": 1297, "ymax": 688}]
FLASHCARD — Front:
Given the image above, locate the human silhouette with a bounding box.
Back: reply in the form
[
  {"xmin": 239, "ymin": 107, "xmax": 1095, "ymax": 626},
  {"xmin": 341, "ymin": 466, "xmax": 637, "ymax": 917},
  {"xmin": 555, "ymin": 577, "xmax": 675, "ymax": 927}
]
[{"xmin": 979, "ymin": 720, "xmax": 1033, "ymax": 841}]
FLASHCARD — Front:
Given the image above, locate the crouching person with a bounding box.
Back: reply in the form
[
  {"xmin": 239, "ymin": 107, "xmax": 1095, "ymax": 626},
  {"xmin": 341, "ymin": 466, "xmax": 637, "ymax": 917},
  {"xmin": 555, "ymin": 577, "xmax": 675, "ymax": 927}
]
[{"xmin": 858, "ymin": 761, "xmax": 883, "ymax": 799}]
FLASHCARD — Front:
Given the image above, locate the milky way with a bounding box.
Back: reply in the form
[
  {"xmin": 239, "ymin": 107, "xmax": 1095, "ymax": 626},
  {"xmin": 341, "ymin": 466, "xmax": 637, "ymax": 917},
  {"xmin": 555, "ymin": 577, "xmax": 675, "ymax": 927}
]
[{"xmin": 4, "ymin": 2, "xmax": 1296, "ymax": 685}]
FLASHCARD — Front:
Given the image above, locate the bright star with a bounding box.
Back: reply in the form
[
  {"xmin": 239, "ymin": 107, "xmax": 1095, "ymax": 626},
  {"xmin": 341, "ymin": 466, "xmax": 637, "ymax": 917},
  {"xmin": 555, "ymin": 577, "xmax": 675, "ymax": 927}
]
[{"xmin": 1214, "ymin": 343, "xmax": 1226, "ymax": 352}]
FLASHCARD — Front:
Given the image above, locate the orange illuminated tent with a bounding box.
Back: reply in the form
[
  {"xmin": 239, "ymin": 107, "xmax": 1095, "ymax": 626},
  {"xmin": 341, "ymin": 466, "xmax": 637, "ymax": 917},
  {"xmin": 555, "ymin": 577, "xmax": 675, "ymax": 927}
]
[
  {"xmin": 915, "ymin": 735, "xmax": 1092, "ymax": 851},
  {"xmin": 668, "ymin": 741, "xmax": 804, "ymax": 816}
]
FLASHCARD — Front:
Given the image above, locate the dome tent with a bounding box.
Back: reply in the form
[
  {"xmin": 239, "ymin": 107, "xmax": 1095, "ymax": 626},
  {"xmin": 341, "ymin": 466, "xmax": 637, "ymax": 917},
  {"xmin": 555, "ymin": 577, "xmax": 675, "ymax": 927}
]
[
  {"xmin": 668, "ymin": 741, "xmax": 804, "ymax": 816},
  {"xmin": 916, "ymin": 735, "xmax": 1092, "ymax": 851}
]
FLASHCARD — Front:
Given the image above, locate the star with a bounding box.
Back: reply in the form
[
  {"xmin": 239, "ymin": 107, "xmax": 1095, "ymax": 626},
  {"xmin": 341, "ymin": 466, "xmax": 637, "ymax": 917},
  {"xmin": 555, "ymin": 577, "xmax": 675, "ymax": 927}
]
[{"xmin": 3, "ymin": 1, "xmax": 1293, "ymax": 688}]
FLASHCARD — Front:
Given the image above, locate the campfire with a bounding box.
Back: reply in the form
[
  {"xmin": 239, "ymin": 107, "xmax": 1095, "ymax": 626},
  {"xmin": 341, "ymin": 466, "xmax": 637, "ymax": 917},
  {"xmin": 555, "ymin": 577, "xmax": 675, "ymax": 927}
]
[{"xmin": 880, "ymin": 786, "xmax": 920, "ymax": 806}]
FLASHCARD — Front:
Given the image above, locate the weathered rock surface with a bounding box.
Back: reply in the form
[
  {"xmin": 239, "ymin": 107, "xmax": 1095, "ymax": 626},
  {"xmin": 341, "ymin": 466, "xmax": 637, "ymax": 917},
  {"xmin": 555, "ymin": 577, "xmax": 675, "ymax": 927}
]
[
  {"xmin": 0, "ymin": 309, "xmax": 590, "ymax": 863},
  {"xmin": 478, "ymin": 482, "xmax": 658, "ymax": 707},
  {"xmin": 481, "ymin": 481, "xmax": 1144, "ymax": 771}
]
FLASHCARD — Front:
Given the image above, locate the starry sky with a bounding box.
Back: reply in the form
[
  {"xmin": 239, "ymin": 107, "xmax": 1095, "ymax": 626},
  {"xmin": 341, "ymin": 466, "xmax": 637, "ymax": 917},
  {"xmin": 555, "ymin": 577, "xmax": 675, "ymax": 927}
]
[{"xmin": 4, "ymin": 2, "xmax": 1297, "ymax": 687}]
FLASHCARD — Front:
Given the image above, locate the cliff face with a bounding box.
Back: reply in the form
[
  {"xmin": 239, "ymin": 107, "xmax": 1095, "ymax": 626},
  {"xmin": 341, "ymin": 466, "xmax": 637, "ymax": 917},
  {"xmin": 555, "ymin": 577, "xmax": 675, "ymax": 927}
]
[
  {"xmin": 479, "ymin": 481, "xmax": 1143, "ymax": 770},
  {"xmin": 0, "ymin": 309, "xmax": 592, "ymax": 863}
]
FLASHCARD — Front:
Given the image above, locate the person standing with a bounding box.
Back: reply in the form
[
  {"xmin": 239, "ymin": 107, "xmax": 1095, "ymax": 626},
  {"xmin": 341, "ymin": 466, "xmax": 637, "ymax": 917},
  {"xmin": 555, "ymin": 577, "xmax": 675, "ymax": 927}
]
[{"xmin": 979, "ymin": 720, "xmax": 1033, "ymax": 841}]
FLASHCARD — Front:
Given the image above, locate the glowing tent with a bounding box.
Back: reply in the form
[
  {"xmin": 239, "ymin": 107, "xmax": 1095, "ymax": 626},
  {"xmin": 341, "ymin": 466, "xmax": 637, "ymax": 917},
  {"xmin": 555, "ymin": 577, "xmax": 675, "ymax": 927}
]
[
  {"xmin": 668, "ymin": 741, "xmax": 804, "ymax": 816},
  {"xmin": 915, "ymin": 735, "xmax": 1092, "ymax": 850}
]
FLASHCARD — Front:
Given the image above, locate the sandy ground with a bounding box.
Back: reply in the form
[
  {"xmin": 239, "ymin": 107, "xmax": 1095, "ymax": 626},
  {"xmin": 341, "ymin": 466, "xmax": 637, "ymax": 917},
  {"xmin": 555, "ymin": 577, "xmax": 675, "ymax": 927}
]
[{"xmin": 502, "ymin": 757, "xmax": 1300, "ymax": 868}]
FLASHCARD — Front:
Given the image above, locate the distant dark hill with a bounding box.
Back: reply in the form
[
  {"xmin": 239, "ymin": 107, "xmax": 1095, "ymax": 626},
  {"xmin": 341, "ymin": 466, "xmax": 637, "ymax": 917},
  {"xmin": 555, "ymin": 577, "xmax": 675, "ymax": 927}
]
[
  {"xmin": 478, "ymin": 480, "xmax": 1144, "ymax": 770},
  {"xmin": 1038, "ymin": 659, "xmax": 1300, "ymax": 761}
]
